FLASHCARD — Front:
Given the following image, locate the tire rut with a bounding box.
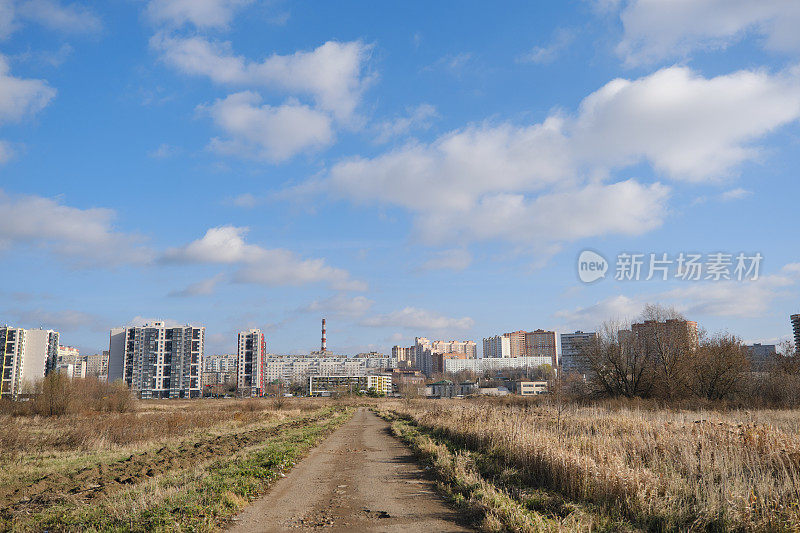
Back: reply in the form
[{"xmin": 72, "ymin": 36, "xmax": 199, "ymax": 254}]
[{"xmin": 1, "ymin": 410, "xmax": 336, "ymax": 517}]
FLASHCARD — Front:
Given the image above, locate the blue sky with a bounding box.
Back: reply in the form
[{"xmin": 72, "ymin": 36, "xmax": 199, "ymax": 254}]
[{"xmin": 1, "ymin": 0, "xmax": 799, "ymax": 355}]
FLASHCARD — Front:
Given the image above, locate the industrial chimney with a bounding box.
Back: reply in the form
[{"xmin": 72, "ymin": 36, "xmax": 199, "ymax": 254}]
[{"xmin": 321, "ymin": 318, "xmax": 327, "ymax": 353}]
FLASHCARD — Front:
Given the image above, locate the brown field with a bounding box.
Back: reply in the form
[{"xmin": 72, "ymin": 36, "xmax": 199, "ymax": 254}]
[
  {"xmin": 0, "ymin": 397, "xmax": 354, "ymax": 531},
  {"xmin": 380, "ymin": 398, "xmax": 800, "ymax": 532}
]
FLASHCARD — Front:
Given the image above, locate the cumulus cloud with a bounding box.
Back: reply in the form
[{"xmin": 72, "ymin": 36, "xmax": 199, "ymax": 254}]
[
  {"xmin": 146, "ymin": 0, "xmax": 252, "ymax": 29},
  {"xmin": 162, "ymin": 225, "xmax": 367, "ymax": 291},
  {"xmin": 361, "ymin": 307, "xmax": 474, "ymax": 331},
  {"xmin": 151, "ymin": 35, "xmax": 372, "ymax": 121},
  {"xmin": 204, "ymin": 91, "xmax": 333, "ymax": 161},
  {"xmin": 301, "ymin": 293, "xmax": 374, "ymax": 318},
  {"xmin": 0, "ymin": 55, "xmax": 56, "ymax": 124},
  {"xmin": 615, "ymin": 0, "xmax": 800, "ymax": 64},
  {"xmin": 323, "ymin": 65, "xmax": 800, "ymax": 251},
  {"xmin": 0, "ymin": 189, "xmax": 152, "ymax": 266}
]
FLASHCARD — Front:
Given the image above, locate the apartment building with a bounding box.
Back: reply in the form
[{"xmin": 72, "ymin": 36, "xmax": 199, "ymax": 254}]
[
  {"xmin": 237, "ymin": 330, "xmax": 266, "ymax": 397},
  {"xmin": 442, "ymin": 355, "xmax": 553, "ymax": 375},
  {"xmin": 631, "ymin": 319, "xmax": 699, "ymax": 355},
  {"xmin": 482, "ymin": 335, "xmax": 511, "ymax": 358},
  {"xmin": 503, "ymin": 331, "xmax": 527, "ymax": 357},
  {"xmin": 792, "ymin": 314, "xmax": 800, "ymax": 353},
  {"xmin": 415, "ymin": 337, "xmax": 477, "ymax": 376},
  {"xmin": 108, "ymin": 321, "xmax": 204, "ymax": 399},
  {"xmin": 0, "ymin": 326, "xmax": 60, "ymax": 397},
  {"xmin": 85, "ymin": 351, "xmax": 109, "ymax": 380},
  {"xmin": 264, "ymin": 355, "xmax": 396, "ymax": 385},
  {"xmin": 560, "ymin": 331, "xmax": 597, "ymax": 376},
  {"xmin": 308, "ymin": 374, "xmax": 392, "ymax": 396},
  {"xmin": 391, "ymin": 345, "xmax": 415, "ymax": 368},
  {"xmin": 526, "ymin": 329, "xmax": 557, "ymax": 363}
]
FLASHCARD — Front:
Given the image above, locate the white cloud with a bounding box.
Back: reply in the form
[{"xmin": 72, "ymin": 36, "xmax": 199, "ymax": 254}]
[
  {"xmin": 374, "ymin": 103, "xmax": 437, "ymax": 143},
  {"xmin": 0, "ymin": 189, "xmax": 152, "ymax": 266},
  {"xmin": 615, "ymin": 0, "xmax": 800, "ymax": 64},
  {"xmin": 152, "ymin": 35, "xmax": 372, "ymax": 121},
  {"xmin": 420, "ymin": 248, "xmax": 472, "ymax": 271},
  {"xmin": 168, "ymin": 273, "xmax": 225, "ymax": 297},
  {"xmin": 162, "ymin": 225, "xmax": 367, "ymax": 291},
  {"xmin": 555, "ymin": 266, "xmax": 800, "ymax": 329},
  {"xmin": 146, "ymin": 0, "xmax": 253, "ymax": 29},
  {"xmin": 302, "ymin": 294, "xmax": 374, "ymax": 318},
  {"xmin": 720, "ymin": 187, "xmax": 752, "ymax": 201},
  {"xmin": 16, "ymin": 0, "xmax": 101, "ymax": 34},
  {"xmin": 518, "ymin": 28, "xmax": 576, "ymax": 64},
  {"xmin": 323, "ymin": 65, "xmax": 800, "ymax": 251},
  {"xmin": 0, "ymin": 0, "xmax": 100, "ymax": 38},
  {"xmin": 148, "ymin": 143, "xmax": 181, "ymax": 158},
  {"xmin": 204, "ymin": 91, "xmax": 333, "ymax": 162},
  {"xmin": 361, "ymin": 307, "xmax": 474, "ymax": 331},
  {"xmin": 0, "ymin": 55, "xmax": 55, "ymax": 124}
]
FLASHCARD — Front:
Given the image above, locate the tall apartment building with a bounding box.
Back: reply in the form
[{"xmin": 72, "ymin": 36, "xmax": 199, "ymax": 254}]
[
  {"xmin": 503, "ymin": 331, "xmax": 527, "ymax": 357},
  {"xmin": 391, "ymin": 346, "xmax": 415, "ymax": 368},
  {"xmin": 560, "ymin": 331, "xmax": 597, "ymax": 376},
  {"xmin": 792, "ymin": 314, "xmax": 800, "ymax": 353},
  {"xmin": 415, "ymin": 337, "xmax": 477, "ymax": 376},
  {"xmin": 631, "ymin": 319, "xmax": 699, "ymax": 354},
  {"xmin": 108, "ymin": 322, "xmax": 204, "ymax": 399},
  {"xmin": 0, "ymin": 326, "xmax": 59, "ymax": 397},
  {"xmin": 85, "ymin": 351, "xmax": 109, "ymax": 381},
  {"xmin": 526, "ymin": 330, "xmax": 557, "ymax": 363},
  {"xmin": 482, "ymin": 335, "xmax": 511, "ymax": 358},
  {"xmin": 237, "ymin": 330, "xmax": 266, "ymax": 397}
]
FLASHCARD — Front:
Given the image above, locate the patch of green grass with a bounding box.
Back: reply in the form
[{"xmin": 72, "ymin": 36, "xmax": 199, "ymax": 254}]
[{"xmin": 9, "ymin": 408, "xmax": 352, "ymax": 532}]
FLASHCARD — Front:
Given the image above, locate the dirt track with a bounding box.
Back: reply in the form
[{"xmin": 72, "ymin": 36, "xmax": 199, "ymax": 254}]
[{"xmin": 227, "ymin": 408, "xmax": 472, "ymax": 532}]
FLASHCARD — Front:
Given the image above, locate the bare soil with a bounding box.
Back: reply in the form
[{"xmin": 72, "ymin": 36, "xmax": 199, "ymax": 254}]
[
  {"xmin": 227, "ymin": 408, "xmax": 472, "ymax": 532},
  {"xmin": 0, "ymin": 410, "xmax": 333, "ymax": 519}
]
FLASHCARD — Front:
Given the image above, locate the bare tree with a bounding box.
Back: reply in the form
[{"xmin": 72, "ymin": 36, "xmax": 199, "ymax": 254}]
[
  {"xmin": 636, "ymin": 304, "xmax": 695, "ymax": 399},
  {"xmin": 585, "ymin": 319, "xmax": 654, "ymax": 398},
  {"xmin": 687, "ymin": 333, "xmax": 750, "ymax": 401}
]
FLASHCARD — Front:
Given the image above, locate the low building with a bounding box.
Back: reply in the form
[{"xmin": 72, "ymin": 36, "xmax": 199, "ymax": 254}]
[
  {"xmin": 477, "ymin": 386, "xmax": 509, "ymax": 396},
  {"xmin": 426, "ymin": 379, "xmax": 456, "ymax": 398},
  {"xmin": 513, "ymin": 381, "xmax": 548, "ymax": 395},
  {"xmin": 308, "ymin": 374, "xmax": 392, "ymax": 396}
]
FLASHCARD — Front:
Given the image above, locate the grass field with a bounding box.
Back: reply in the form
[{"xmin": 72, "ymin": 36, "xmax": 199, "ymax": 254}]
[
  {"xmin": 0, "ymin": 398, "xmax": 353, "ymax": 532},
  {"xmin": 380, "ymin": 398, "xmax": 800, "ymax": 532}
]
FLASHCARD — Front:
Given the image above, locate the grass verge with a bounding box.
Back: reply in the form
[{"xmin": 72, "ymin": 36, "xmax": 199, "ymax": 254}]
[
  {"xmin": 378, "ymin": 409, "xmax": 634, "ymax": 532},
  {"xmin": 6, "ymin": 407, "xmax": 352, "ymax": 532}
]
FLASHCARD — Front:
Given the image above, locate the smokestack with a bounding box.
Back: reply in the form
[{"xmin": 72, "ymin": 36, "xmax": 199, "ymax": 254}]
[{"xmin": 321, "ymin": 318, "xmax": 327, "ymax": 352}]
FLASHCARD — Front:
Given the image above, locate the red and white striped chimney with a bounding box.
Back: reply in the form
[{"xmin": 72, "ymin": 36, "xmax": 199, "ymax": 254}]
[{"xmin": 321, "ymin": 318, "xmax": 327, "ymax": 352}]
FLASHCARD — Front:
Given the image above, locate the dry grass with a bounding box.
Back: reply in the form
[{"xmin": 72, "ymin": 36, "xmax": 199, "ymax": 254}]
[{"xmin": 386, "ymin": 399, "xmax": 800, "ymax": 531}]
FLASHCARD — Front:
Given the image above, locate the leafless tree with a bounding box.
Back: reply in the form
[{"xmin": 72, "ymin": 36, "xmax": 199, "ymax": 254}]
[
  {"xmin": 585, "ymin": 319, "xmax": 654, "ymax": 398},
  {"xmin": 687, "ymin": 333, "xmax": 750, "ymax": 400}
]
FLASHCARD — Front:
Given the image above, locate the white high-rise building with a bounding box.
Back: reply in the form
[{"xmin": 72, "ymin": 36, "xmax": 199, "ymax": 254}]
[
  {"xmin": 108, "ymin": 321, "xmax": 204, "ymax": 399},
  {"xmin": 237, "ymin": 329, "xmax": 266, "ymax": 397},
  {"xmin": 0, "ymin": 326, "xmax": 60, "ymax": 397},
  {"xmin": 482, "ymin": 335, "xmax": 511, "ymax": 358}
]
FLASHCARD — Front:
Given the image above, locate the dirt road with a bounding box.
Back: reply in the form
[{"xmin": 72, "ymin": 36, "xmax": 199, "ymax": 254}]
[{"xmin": 227, "ymin": 408, "xmax": 472, "ymax": 532}]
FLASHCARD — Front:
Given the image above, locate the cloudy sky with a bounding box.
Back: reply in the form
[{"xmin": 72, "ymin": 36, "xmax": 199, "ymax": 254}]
[{"xmin": 2, "ymin": 0, "xmax": 799, "ymax": 355}]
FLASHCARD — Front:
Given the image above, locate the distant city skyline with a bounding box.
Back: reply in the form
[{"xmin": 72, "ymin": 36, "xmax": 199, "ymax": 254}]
[{"xmin": 1, "ymin": 1, "xmax": 799, "ymax": 356}]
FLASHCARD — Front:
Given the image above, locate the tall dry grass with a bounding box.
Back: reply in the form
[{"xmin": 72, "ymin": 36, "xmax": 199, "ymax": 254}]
[{"xmin": 392, "ymin": 399, "xmax": 800, "ymax": 531}]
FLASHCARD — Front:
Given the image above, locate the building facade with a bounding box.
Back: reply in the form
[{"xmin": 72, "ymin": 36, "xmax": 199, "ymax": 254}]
[
  {"xmin": 526, "ymin": 329, "xmax": 557, "ymax": 363},
  {"xmin": 482, "ymin": 335, "xmax": 511, "ymax": 358},
  {"xmin": 560, "ymin": 331, "xmax": 597, "ymax": 376},
  {"xmin": 792, "ymin": 314, "xmax": 800, "ymax": 353},
  {"xmin": 442, "ymin": 355, "xmax": 553, "ymax": 375},
  {"xmin": 85, "ymin": 351, "xmax": 109, "ymax": 380},
  {"xmin": 415, "ymin": 337, "xmax": 477, "ymax": 376},
  {"xmin": 108, "ymin": 321, "xmax": 204, "ymax": 399},
  {"xmin": 237, "ymin": 330, "xmax": 266, "ymax": 397},
  {"xmin": 0, "ymin": 326, "xmax": 60, "ymax": 397},
  {"xmin": 391, "ymin": 345, "xmax": 415, "ymax": 368},
  {"xmin": 503, "ymin": 331, "xmax": 528, "ymax": 357},
  {"xmin": 308, "ymin": 374, "xmax": 392, "ymax": 396}
]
